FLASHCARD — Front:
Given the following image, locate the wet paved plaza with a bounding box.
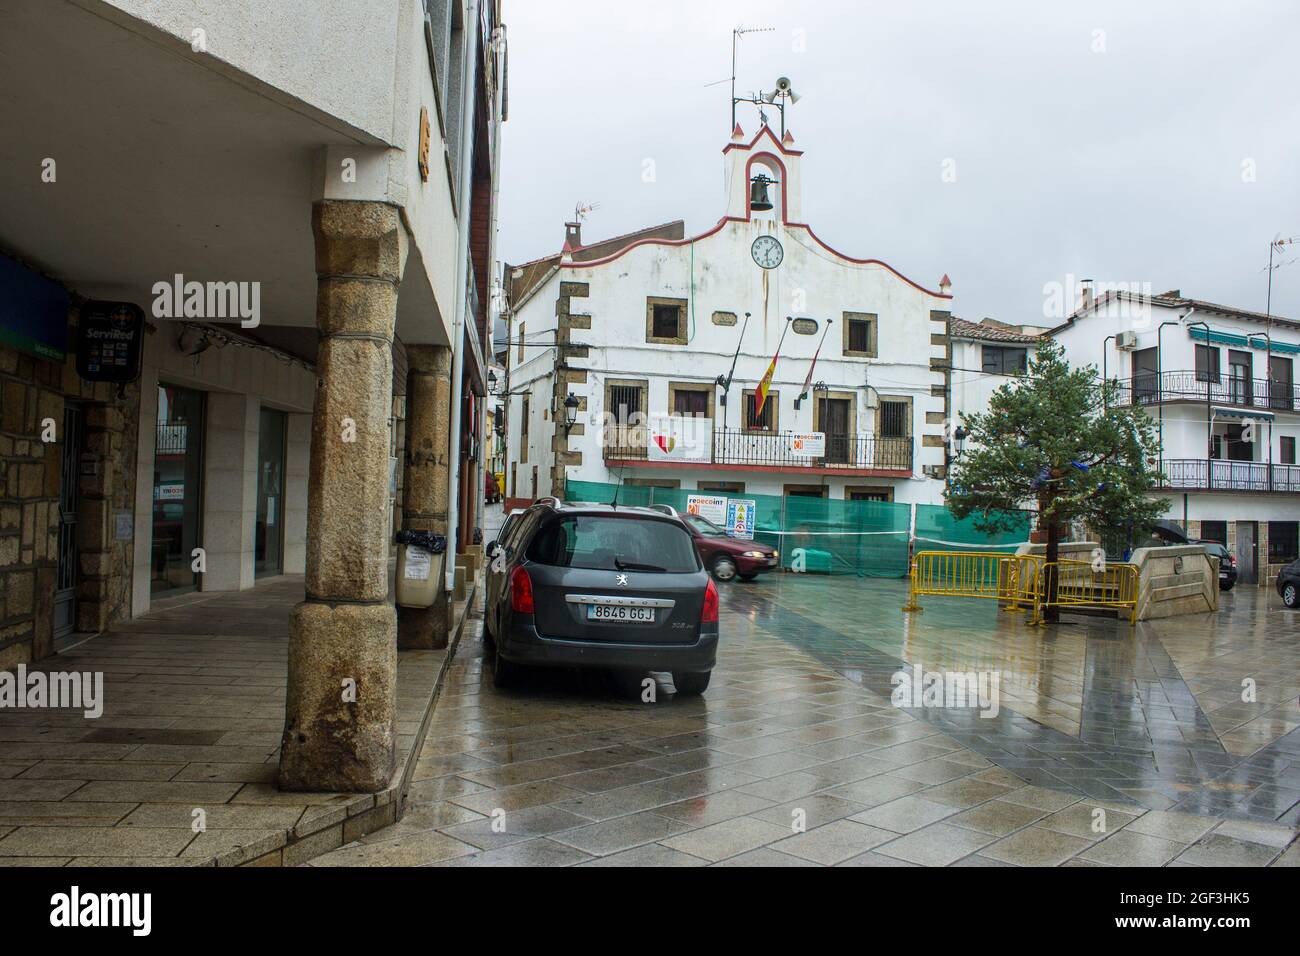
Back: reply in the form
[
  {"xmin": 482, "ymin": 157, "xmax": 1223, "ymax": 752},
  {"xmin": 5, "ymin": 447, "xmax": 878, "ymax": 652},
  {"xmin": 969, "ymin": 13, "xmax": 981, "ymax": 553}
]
[{"xmin": 314, "ymin": 569, "xmax": 1300, "ymax": 867}]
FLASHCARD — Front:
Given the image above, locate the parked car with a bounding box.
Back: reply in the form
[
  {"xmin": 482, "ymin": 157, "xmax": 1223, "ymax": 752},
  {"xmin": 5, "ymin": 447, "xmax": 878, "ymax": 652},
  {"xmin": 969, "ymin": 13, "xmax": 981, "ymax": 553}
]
[
  {"xmin": 1277, "ymin": 559, "xmax": 1300, "ymax": 609},
  {"xmin": 648, "ymin": 504, "xmax": 780, "ymax": 582},
  {"xmin": 494, "ymin": 508, "xmax": 525, "ymax": 551},
  {"xmin": 482, "ymin": 501, "xmax": 719, "ymax": 693},
  {"xmin": 1193, "ymin": 540, "xmax": 1237, "ymax": 591}
]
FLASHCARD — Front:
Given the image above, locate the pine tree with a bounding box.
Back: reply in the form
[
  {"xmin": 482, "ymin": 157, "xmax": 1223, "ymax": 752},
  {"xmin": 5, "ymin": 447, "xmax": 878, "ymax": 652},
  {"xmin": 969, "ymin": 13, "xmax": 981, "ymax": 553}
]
[{"xmin": 945, "ymin": 339, "xmax": 1168, "ymax": 620}]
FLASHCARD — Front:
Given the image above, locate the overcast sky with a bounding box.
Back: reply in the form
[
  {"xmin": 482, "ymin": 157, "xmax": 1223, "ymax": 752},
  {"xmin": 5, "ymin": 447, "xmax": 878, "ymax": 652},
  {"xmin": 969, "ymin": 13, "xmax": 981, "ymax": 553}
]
[{"xmin": 498, "ymin": 0, "xmax": 1300, "ymax": 326}]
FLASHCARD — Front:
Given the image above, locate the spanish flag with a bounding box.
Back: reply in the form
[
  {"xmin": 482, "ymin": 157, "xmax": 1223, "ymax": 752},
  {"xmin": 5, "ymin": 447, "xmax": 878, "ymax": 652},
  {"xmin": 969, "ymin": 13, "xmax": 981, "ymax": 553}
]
[{"xmin": 755, "ymin": 317, "xmax": 793, "ymax": 417}]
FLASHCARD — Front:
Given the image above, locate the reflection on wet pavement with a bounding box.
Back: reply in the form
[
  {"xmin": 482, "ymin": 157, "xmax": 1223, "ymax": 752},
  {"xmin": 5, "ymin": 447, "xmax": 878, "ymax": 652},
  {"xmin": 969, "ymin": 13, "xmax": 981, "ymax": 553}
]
[
  {"xmin": 726, "ymin": 575, "xmax": 1300, "ymax": 823},
  {"xmin": 309, "ymin": 562, "xmax": 1300, "ymax": 866}
]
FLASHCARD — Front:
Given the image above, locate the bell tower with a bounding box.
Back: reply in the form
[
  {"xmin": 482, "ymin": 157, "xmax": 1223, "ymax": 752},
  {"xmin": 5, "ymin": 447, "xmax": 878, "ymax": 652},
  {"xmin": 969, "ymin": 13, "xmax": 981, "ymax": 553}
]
[{"xmin": 723, "ymin": 123, "xmax": 803, "ymax": 223}]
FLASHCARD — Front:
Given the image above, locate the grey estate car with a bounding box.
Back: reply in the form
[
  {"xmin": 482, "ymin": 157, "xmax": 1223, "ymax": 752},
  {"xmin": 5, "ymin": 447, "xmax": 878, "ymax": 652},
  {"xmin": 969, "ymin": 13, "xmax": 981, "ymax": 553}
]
[{"xmin": 483, "ymin": 500, "xmax": 719, "ymax": 694}]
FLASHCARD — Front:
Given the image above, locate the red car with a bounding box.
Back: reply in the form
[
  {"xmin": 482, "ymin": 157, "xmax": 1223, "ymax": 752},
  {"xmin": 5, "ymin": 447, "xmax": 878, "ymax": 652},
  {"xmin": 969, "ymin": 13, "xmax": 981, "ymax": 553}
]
[{"xmin": 651, "ymin": 505, "xmax": 780, "ymax": 582}]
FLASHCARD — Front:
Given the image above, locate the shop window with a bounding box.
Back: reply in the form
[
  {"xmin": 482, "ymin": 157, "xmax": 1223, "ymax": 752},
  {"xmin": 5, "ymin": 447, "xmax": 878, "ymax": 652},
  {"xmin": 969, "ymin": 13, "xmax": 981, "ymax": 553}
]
[
  {"xmin": 1199, "ymin": 520, "xmax": 1227, "ymax": 545},
  {"xmin": 1267, "ymin": 521, "xmax": 1299, "ymax": 564}
]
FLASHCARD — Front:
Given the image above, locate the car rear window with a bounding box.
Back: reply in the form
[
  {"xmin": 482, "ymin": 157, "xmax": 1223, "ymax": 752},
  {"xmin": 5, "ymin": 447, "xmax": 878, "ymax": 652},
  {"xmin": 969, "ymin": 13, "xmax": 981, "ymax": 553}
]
[
  {"xmin": 683, "ymin": 514, "xmax": 728, "ymax": 537},
  {"xmin": 526, "ymin": 515, "xmax": 700, "ymax": 572}
]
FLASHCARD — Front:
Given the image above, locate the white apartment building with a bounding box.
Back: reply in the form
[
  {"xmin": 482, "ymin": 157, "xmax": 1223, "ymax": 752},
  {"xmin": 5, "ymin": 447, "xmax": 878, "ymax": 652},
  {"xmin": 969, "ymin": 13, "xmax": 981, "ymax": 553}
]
[
  {"xmin": 948, "ymin": 317, "xmax": 1046, "ymax": 432},
  {"xmin": 503, "ymin": 123, "xmax": 956, "ymax": 507},
  {"xmin": 1051, "ymin": 290, "xmax": 1300, "ymax": 587}
]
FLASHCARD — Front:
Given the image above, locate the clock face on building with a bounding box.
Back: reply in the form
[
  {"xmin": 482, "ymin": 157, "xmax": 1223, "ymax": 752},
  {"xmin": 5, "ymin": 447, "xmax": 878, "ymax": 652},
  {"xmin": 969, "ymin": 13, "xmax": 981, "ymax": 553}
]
[{"xmin": 751, "ymin": 235, "xmax": 784, "ymax": 269}]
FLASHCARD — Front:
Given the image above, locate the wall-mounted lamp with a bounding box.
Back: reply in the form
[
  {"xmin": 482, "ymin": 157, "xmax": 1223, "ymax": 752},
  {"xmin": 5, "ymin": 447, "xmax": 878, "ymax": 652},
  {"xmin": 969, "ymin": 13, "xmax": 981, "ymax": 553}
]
[
  {"xmin": 487, "ymin": 370, "xmax": 499, "ymax": 395},
  {"xmin": 953, "ymin": 425, "xmax": 970, "ymax": 458},
  {"xmin": 562, "ymin": 392, "xmax": 580, "ymax": 435}
]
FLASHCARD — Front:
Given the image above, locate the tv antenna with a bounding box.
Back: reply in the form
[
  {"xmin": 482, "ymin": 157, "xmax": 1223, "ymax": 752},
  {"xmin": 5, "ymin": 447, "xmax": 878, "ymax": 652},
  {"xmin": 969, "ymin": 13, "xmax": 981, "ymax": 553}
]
[
  {"xmin": 709, "ymin": 25, "xmax": 775, "ymax": 131},
  {"xmin": 574, "ymin": 201, "xmax": 601, "ymax": 222}
]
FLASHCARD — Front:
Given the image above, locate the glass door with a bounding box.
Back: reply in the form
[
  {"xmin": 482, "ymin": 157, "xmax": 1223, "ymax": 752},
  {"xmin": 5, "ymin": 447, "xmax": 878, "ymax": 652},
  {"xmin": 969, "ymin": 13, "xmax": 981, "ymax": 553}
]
[
  {"xmin": 255, "ymin": 407, "xmax": 287, "ymax": 578},
  {"xmin": 1132, "ymin": 348, "xmax": 1158, "ymax": 403},
  {"xmin": 54, "ymin": 404, "xmax": 83, "ymax": 638},
  {"xmin": 152, "ymin": 385, "xmax": 205, "ymax": 596}
]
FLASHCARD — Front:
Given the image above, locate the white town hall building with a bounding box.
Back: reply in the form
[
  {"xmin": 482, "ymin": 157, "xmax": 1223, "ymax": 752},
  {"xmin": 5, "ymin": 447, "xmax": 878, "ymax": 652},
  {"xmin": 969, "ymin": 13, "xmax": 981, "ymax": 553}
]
[{"xmin": 502, "ymin": 122, "xmax": 959, "ymax": 507}]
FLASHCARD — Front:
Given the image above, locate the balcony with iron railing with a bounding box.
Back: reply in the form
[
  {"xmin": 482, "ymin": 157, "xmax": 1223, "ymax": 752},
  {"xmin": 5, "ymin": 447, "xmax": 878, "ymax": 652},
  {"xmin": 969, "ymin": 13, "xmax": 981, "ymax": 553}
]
[
  {"xmin": 603, "ymin": 427, "xmax": 914, "ymax": 473},
  {"xmin": 155, "ymin": 423, "xmax": 189, "ymax": 456},
  {"xmin": 1159, "ymin": 458, "xmax": 1300, "ymax": 493},
  {"xmin": 1114, "ymin": 370, "xmax": 1299, "ymax": 412}
]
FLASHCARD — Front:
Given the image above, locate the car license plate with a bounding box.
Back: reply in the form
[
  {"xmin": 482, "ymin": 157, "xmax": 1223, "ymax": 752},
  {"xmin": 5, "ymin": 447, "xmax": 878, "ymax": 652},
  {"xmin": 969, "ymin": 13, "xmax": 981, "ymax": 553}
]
[{"xmin": 587, "ymin": 604, "xmax": 655, "ymax": 623}]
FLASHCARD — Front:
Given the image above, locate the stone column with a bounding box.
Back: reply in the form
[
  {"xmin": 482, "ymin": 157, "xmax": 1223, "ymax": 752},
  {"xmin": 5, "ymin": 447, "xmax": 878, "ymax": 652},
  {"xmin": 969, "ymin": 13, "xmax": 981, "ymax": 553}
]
[
  {"xmin": 278, "ymin": 200, "xmax": 407, "ymax": 793},
  {"xmin": 397, "ymin": 344, "xmax": 453, "ymax": 649}
]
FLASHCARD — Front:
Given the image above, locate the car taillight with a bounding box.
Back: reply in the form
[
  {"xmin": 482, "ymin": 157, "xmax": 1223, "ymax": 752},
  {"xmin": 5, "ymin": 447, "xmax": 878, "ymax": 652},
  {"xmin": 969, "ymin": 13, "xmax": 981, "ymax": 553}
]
[
  {"xmin": 701, "ymin": 578, "xmax": 719, "ymax": 624},
  {"xmin": 510, "ymin": 565, "xmax": 534, "ymax": 614}
]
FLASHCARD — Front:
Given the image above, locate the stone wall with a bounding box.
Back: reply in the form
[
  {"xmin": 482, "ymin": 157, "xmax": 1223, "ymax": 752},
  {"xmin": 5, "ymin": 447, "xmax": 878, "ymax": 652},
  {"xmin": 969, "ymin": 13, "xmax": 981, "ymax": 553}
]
[
  {"xmin": 1132, "ymin": 544, "xmax": 1218, "ymax": 620},
  {"xmin": 0, "ymin": 333, "xmax": 138, "ymax": 668}
]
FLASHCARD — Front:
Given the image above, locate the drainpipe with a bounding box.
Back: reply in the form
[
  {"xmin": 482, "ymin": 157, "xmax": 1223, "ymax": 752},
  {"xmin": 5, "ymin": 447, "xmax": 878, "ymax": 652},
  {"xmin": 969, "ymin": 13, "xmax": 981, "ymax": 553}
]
[{"xmin": 445, "ymin": 0, "xmax": 481, "ymax": 593}]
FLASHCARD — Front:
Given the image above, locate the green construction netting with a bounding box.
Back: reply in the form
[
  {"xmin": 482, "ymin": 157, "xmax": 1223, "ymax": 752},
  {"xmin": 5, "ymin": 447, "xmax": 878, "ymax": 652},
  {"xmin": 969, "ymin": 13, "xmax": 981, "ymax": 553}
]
[{"xmin": 563, "ymin": 481, "xmax": 1031, "ymax": 577}]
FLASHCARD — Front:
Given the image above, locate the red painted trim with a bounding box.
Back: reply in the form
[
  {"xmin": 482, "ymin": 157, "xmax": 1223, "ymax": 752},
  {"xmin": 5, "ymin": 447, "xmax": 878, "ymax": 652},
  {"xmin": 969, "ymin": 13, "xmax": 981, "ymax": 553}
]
[
  {"xmin": 603, "ymin": 458, "xmax": 912, "ymax": 479},
  {"xmin": 558, "ymin": 214, "xmax": 952, "ymax": 301},
  {"xmin": 559, "ymin": 217, "xmax": 742, "ymax": 269},
  {"xmin": 722, "ymin": 124, "xmax": 803, "ymax": 157},
  {"xmin": 787, "ymin": 223, "xmax": 953, "ymax": 299}
]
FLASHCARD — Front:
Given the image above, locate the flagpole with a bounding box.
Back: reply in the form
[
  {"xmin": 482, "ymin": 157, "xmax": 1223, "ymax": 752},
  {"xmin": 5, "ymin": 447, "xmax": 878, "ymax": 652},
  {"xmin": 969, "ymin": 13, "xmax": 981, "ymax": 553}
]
[
  {"xmin": 755, "ymin": 316, "xmax": 793, "ymax": 418},
  {"xmin": 794, "ymin": 319, "xmax": 832, "ymax": 410}
]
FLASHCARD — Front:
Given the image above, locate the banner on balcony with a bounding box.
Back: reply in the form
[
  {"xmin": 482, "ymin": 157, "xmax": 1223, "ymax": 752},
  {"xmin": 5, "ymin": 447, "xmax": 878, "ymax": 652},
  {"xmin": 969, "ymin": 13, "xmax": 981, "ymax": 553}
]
[
  {"xmin": 646, "ymin": 415, "xmax": 711, "ymax": 461},
  {"xmin": 686, "ymin": 494, "xmax": 728, "ymax": 526},
  {"xmin": 789, "ymin": 432, "xmax": 825, "ymax": 458}
]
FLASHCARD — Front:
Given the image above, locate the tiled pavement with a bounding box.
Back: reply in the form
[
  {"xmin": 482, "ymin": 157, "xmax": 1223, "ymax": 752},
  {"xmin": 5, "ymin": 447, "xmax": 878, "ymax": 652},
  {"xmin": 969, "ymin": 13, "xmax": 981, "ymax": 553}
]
[
  {"xmin": 0, "ymin": 575, "xmax": 470, "ymax": 866},
  {"xmin": 311, "ymin": 574, "xmax": 1300, "ymax": 867}
]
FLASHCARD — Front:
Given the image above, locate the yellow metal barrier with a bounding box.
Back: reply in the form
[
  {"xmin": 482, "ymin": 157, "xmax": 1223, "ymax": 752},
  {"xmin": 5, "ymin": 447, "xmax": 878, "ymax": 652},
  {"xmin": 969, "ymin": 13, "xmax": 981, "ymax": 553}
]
[
  {"xmin": 1047, "ymin": 559, "xmax": 1139, "ymax": 624},
  {"xmin": 903, "ymin": 550, "xmax": 1137, "ymax": 624}
]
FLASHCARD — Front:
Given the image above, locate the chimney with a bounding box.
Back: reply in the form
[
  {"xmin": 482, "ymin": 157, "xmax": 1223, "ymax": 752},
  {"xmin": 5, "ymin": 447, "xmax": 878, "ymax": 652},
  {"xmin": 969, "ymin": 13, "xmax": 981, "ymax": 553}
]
[
  {"xmin": 1080, "ymin": 278, "xmax": 1094, "ymax": 312},
  {"xmin": 563, "ymin": 221, "xmax": 582, "ymax": 252}
]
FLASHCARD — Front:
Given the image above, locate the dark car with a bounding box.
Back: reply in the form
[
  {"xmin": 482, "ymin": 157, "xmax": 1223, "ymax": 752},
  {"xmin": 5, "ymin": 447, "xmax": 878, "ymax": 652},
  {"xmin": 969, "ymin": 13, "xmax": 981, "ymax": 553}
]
[
  {"xmin": 649, "ymin": 505, "xmax": 780, "ymax": 582},
  {"xmin": 1193, "ymin": 540, "xmax": 1237, "ymax": 591},
  {"xmin": 482, "ymin": 501, "xmax": 719, "ymax": 693},
  {"xmin": 1277, "ymin": 559, "xmax": 1300, "ymax": 609},
  {"xmin": 495, "ymin": 508, "xmax": 525, "ymax": 550}
]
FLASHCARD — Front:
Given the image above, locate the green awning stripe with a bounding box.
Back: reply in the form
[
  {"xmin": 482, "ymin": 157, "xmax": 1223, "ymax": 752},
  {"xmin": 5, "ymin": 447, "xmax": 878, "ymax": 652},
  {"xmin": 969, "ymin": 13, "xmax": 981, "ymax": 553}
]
[
  {"xmin": 1212, "ymin": 406, "xmax": 1275, "ymax": 421},
  {"xmin": 1189, "ymin": 326, "xmax": 1300, "ymax": 354}
]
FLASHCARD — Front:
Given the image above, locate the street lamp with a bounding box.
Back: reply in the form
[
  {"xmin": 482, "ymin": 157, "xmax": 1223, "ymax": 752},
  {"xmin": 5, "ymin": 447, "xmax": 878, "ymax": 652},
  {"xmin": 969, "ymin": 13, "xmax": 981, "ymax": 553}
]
[
  {"xmin": 953, "ymin": 425, "xmax": 970, "ymax": 458},
  {"xmin": 487, "ymin": 369, "xmax": 499, "ymax": 394},
  {"xmin": 562, "ymin": 392, "xmax": 580, "ymax": 436}
]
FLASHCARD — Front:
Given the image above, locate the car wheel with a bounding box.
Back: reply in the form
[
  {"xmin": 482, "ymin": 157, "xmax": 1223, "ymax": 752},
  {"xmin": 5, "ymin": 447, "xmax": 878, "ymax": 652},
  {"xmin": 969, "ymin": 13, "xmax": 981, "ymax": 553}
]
[
  {"xmin": 1219, "ymin": 582, "xmax": 1233, "ymax": 592},
  {"xmin": 1284, "ymin": 583, "xmax": 1299, "ymax": 609},
  {"xmin": 674, "ymin": 671, "xmax": 711, "ymax": 695},
  {"xmin": 711, "ymin": 556, "xmax": 738, "ymax": 582}
]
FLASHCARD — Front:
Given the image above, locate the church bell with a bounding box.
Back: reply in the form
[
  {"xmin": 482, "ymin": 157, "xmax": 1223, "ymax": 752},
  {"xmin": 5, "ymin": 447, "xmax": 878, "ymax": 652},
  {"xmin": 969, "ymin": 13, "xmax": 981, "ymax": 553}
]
[{"xmin": 749, "ymin": 173, "xmax": 777, "ymax": 211}]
